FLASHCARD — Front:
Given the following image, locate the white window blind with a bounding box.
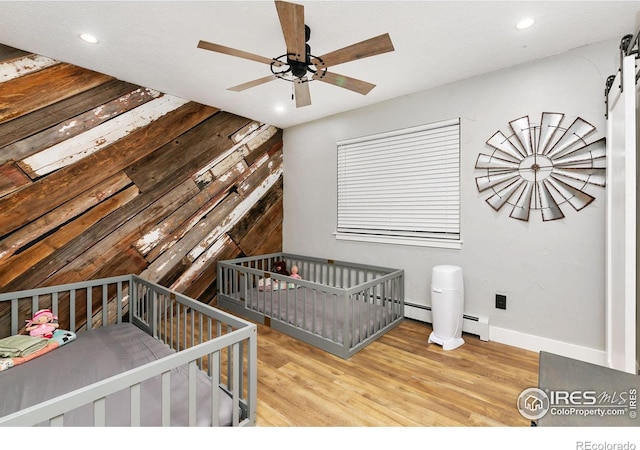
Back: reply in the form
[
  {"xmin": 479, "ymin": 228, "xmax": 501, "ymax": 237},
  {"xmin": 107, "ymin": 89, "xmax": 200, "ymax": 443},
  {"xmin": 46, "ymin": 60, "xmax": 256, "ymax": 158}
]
[{"xmin": 337, "ymin": 118, "xmax": 461, "ymax": 247}]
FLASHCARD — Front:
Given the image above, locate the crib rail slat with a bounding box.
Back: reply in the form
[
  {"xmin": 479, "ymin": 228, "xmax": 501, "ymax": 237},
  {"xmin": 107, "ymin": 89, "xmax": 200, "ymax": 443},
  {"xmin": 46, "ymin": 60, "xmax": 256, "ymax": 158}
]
[
  {"xmin": 231, "ymin": 341, "xmax": 240, "ymax": 426},
  {"xmin": 161, "ymin": 371, "xmax": 171, "ymax": 426},
  {"xmin": 188, "ymin": 361, "xmax": 197, "ymax": 426},
  {"xmin": 50, "ymin": 415, "xmax": 64, "ymax": 426},
  {"xmin": 130, "ymin": 383, "xmax": 141, "ymax": 426},
  {"xmin": 93, "ymin": 398, "xmax": 106, "ymax": 426},
  {"xmin": 211, "ymin": 350, "xmax": 221, "ymax": 427},
  {"xmin": 102, "ymin": 284, "xmax": 108, "ymax": 326},
  {"xmin": 70, "ymin": 290, "xmax": 76, "ymax": 331},
  {"xmin": 10, "ymin": 299, "xmax": 18, "ymax": 336},
  {"xmin": 86, "ymin": 287, "xmax": 92, "ymax": 330}
]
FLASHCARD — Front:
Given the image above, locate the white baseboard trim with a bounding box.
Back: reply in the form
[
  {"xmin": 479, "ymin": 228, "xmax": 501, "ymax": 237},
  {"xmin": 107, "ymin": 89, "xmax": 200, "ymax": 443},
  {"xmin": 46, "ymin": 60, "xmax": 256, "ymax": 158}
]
[
  {"xmin": 405, "ymin": 303, "xmax": 489, "ymax": 342},
  {"xmin": 490, "ymin": 326, "xmax": 607, "ymax": 367},
  {"xmin": 405, "ymin": 304, "xmax": 607, "ymax": 366}
]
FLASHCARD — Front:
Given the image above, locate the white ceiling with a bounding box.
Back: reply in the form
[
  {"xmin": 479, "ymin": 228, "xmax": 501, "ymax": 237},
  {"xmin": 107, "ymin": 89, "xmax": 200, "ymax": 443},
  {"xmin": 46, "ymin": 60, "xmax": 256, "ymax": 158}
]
[{"xmin": 0, "ymin": 1, "xmax": 638, "ymax": 129}]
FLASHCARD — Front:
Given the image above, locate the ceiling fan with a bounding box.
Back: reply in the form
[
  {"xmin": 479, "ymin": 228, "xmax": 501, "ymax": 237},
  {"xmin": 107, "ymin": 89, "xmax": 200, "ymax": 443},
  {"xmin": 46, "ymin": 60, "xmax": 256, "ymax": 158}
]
[{"xmin": 197, "ymin": 0, "xmax": 395, "ymax": 108}]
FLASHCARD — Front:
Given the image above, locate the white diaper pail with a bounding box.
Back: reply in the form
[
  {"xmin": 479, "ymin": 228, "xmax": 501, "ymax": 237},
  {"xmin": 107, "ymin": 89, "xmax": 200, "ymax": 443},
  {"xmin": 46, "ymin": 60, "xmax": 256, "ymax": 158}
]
[{"xmin": 428, "ymin": 265, "xmax": 465, "ymax": 350}]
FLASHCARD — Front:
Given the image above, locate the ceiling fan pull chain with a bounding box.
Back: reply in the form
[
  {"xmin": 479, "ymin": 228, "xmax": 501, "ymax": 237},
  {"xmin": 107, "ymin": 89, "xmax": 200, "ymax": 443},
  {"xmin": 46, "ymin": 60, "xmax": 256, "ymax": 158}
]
[{"xmin": 291, "ymin": 82, "xmax": 295, "ymax": 101}]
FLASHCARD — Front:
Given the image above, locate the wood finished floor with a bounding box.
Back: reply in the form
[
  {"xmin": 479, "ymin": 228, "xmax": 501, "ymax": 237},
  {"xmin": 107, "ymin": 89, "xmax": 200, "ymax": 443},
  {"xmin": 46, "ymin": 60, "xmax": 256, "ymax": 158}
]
[{"xmin": 254, "ymin": 318, "xmax": 539, "ymax": 426}]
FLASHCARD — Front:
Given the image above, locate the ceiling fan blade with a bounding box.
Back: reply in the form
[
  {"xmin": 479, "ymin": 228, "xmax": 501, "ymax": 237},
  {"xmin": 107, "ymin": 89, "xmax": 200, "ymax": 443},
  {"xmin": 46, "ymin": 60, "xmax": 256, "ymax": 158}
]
[
  {"xmin": 313, "ymin": 33, "xmax": 394, "ymax": 68},
  {"xmin": 197, "ymin": 40, "xmax": 283, "ymax": 67},
  {"xmin": 275, "ymin": 0, "xmax": 306, "ymax": 63},
  {"xmin": 294, "ymin": 78, "xmax": 311, "ymax": 108},
  {"xmin": 228, "ymin": 75, "xmax": 278, "ymax": 92},
  {"xmin": 312, "ymin": 71, "xmax": 376, "ymax": 95}
]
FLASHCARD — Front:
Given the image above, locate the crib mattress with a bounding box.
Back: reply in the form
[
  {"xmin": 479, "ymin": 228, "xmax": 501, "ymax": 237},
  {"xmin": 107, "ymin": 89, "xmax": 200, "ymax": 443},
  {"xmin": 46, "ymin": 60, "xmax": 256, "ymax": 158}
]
[
  {"xmin": 0, "ymin": 322, "xmax": 233, "ymax": 426},
  {"xmin": 244, "ymin": 286, "xmax": 396, "ymax": 345}
]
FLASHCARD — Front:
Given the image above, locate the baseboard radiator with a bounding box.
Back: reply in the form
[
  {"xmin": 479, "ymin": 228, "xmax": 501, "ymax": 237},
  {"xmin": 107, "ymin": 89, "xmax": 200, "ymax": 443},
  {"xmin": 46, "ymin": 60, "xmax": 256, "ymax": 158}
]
[{"xmin": 405, "ymin": 302, "xmax": 490, "ymax": 342}]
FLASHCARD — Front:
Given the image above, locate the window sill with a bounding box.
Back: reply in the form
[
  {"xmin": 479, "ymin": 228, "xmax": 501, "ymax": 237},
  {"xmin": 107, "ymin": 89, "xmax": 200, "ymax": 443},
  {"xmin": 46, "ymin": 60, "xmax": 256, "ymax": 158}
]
[{"xmin": 334, "ymin": 232, "xmax": 463, "ymax": 249}]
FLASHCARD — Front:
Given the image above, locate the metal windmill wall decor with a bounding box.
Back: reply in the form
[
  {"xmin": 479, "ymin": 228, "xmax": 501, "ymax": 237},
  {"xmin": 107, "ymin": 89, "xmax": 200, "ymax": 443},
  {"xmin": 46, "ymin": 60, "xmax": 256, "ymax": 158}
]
[{"xmin": 475, "ymin": 112, "xmax": 606, "ymax": 221}]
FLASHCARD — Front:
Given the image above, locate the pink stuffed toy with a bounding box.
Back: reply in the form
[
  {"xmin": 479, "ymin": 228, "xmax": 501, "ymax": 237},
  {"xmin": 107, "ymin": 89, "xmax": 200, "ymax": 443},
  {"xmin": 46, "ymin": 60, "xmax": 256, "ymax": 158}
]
[
  {"xmin": 290, "ymin": 265, "xmax": 302, "ymax": 280},
  {"xmin": 25, "ymin": 309, "xmax": 59, "ymax": 338}
]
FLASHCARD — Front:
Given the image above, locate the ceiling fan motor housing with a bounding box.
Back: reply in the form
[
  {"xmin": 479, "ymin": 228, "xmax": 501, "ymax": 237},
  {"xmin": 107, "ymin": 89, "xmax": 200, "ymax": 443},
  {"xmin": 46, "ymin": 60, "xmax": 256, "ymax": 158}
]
[
  {"xmin": 288, "ymin": 40, "xmax": 312, "ymax": 78},
  {"xmin": 289, "ymin": 59, "xmax": 308, "ymax": 78}
]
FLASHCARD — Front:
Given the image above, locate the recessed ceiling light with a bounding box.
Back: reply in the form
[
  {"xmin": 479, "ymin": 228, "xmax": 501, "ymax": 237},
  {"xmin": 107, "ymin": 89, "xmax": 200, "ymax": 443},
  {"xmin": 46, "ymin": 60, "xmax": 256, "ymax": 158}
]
[
  {"xmin": 79, "ymin": 33, "xmax": 99, "ymax": 44},
  {"xmin": 516, "ymin": 18, "xmax": 535, "ymax": 30}
]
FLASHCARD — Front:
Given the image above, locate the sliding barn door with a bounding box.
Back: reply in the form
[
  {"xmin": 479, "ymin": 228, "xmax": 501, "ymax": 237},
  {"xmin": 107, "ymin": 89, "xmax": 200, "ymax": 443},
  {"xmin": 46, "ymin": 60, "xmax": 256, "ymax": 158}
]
[{"xmin": 605, "ymin": 36, "xmax": 638, "ymax": 374}]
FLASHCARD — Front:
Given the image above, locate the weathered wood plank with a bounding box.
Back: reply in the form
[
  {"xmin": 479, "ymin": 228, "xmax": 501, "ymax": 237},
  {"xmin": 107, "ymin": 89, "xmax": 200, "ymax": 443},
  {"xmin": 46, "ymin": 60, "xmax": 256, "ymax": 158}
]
[
  {"xmin": 2, "ymin": 88, "xmax": 161, "ymax": 165},
  {"xmin": 192, "ymin": 122, "xmax": 273, "ymax": 189},
  {"xmin": 127, "ymin": 115, "xmax": 263, "ymax": 261},
  {"xmin": 0, "ymin": 63, "xmax": 114, "ymax": 124},
  {"xmin": 18, "ymin": 94, "xmax": 185, "ymax": 178},
  {"xmin": 228, "ymin": 177, "xmax": 283, "ymax": 254},
  {"xmin": 0, "ymin": 171, "xmax": 134, "ymax": 263},
  {"xmin": 0, "ymin": 101, "xmax": 218, "ymax": 239},
  {"xmin": 0, "ymin": 44, "xmax": 29, "ymax": 62},
  {"xmin": 0, "ymin": 162, "xmax": 30, "ymax": 198},
  {"xmin": 243, "ymin": 125, "xmax": 281, "ymax": 166},
  {"xmin": 227, "ymin": 176, "xmax": 283, "ymax": 241},
  {"xmin": 236, "ymin": 149, "xmax": 283, "ymax": 201},
  {"xmin": 53, "ymin": 246, "xmax": 149, "ymax": 331},
  {"xmin": 135, "ymin": 158, "xmax": 247, "ymax": 260},
  {"xmin": 235, "ymin": 207, "xmax": 283, "ymax": 257},
  {"xmin": 136, "ymin": 189, "xmax": 222, "ymax": 260},
  {"xmin": 186, "ymin": 153, "xmax": 283, "ymax": 263},
  {"xmin": 0, "ymin": 163, "xmax": 200, "ymax": 293},
  {"xmin": 0, "ymin": 79, "xmax": 140, "ymax": 150},
  {"xmin": 39, "ymin": 178, "xmax": 200, "ymax": 287},
  {"xmin": 175, "ymin": 191, "xmax": 283, "ymax": 296},
  {"xmin": 174, "ymin": 234, "xmax": 242, "ymax": 299},
  {"xmin": 91, "ymin": 246, "xmax": 148, "ymax": 280},
  {"xmin": 204, "ymin": 156, "xmax": 254, "ymax": 189},
  {"xmin": 140, "ymin": 191, "xmax": 242, "ymax": 284},
  {"xmin": 0, "ymin": 44, "xmax": 31, "ymax": 61},
  {"xmin": 193, "ymin": 145, "xmax": 248, "ymax": 190},
  {"xmin": 251, "ymin": 220, "xmax": 283, "ymax": 256},
  {"xmin": 140, "ymin": 172, "xmax": 240, "ymax": 263},
  {"xmin": 231, "ymin": 121, "xmax": 261, "ymax": 144},
  {"xmin": 0, "ymin": 185, "xmax": 139, "ymax": 288},
  {"xmin": 145, "ymin": 148, "xmax": 282, "ymax": 267},
  {"xmin": 0, "ymin": 54, "xmax": 58, "ymax": 83},
  {"xmin": 124, "ymin": 112, "xmax": 251, "ymax": 192},
  {"xmin": 155, "ymin": 255, "xmax": 190, "ymax": 288}
]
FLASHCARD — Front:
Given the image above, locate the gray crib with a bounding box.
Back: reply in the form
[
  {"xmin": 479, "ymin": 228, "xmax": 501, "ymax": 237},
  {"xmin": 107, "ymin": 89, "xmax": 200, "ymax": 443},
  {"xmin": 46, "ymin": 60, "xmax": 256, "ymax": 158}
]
[
  {"xmin": 217, "ymin": 253, "xmax": 404, "ymax": 359},
  {"xmin": 0, "ymin": 275, "xmax": 257, "ymax": 427}
]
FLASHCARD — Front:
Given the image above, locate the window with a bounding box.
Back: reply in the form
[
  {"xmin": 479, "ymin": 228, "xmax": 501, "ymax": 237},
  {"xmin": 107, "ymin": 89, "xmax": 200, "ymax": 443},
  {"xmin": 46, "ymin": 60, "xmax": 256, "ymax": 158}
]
[{"xmin": 336, "ymin": 118, "xmax": 461, "ymax": 249}]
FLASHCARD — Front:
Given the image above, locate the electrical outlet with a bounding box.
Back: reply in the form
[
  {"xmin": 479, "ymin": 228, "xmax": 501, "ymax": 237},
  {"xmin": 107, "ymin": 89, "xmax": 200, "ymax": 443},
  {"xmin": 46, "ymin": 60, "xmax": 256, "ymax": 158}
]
[{"xmin": 496, "ymin": 294, "xmax": 507, "ymax": 310}]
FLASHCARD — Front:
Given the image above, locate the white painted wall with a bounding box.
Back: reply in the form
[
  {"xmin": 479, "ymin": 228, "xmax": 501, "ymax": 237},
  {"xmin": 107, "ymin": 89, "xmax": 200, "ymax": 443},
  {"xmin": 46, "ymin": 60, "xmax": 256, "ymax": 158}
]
[{"xmin": 282, "ymin": 38, "xmax": 620, "ymax": 364}]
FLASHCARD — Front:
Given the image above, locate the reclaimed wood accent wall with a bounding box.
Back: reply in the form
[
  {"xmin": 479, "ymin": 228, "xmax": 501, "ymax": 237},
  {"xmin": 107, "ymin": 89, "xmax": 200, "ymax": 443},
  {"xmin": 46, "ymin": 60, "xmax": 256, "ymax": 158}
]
[{"xmin": 0, "ymin": 44, "xmax": 284, "ymax": 305}]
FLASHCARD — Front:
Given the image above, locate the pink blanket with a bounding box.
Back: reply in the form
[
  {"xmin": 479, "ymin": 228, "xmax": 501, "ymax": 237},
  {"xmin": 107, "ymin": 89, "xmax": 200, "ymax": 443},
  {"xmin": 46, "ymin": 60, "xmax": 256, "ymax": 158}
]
[{"xmin": 0, "ymin": 330, "xmax": 76, "ymax": 372}]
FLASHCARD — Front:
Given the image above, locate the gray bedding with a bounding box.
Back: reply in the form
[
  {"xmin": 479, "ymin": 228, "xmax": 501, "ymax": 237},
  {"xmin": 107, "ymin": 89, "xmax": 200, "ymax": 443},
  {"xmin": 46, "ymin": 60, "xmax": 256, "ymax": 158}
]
[
  {"xmin": 0, "ymin": 322, "xmax": 234, "ymax": 426},
  {"xmin": 245, "ymin": 285, "xmax": 395, "ymax": 344}
]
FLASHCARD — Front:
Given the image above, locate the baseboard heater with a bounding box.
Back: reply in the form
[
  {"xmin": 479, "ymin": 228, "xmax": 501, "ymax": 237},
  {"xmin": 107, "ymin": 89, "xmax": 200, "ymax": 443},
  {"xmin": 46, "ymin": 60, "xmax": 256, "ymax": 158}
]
[{"xmin": 405, "ymin": 302, "xmax": 490, "ymax": 342}]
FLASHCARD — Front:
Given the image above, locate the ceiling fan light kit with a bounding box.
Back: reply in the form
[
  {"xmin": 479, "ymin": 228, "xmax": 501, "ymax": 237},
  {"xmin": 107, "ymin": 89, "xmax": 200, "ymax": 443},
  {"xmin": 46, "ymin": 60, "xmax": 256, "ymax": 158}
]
[{"xmin": 197, "ymin": 0, "xmax": 395, "ymax": 108}]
